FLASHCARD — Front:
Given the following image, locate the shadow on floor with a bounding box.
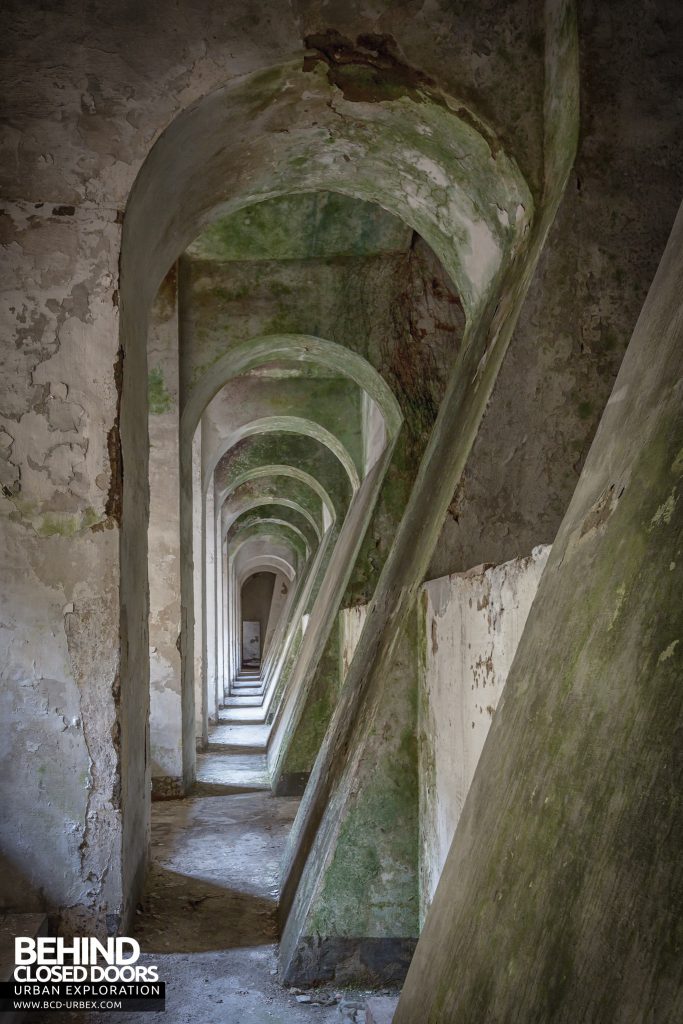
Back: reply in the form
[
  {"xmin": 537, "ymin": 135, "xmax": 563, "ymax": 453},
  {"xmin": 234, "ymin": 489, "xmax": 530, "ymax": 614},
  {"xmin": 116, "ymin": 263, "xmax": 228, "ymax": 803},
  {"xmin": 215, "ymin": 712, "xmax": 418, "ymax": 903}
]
[
  {"xmin": 190, "ymin": 780, "xmax": 268, "ymax": 797},
  {"xmin": 134, "ymin": 866, "xmax": 278, "ymax": 953}
]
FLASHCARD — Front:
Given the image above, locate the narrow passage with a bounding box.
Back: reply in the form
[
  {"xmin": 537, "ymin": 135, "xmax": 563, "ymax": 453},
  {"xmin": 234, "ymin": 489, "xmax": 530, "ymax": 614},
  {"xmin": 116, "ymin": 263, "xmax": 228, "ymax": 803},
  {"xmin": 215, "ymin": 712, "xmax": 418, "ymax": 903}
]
[{"xmin": 62, "ymin": 719, "xmax": 375, "ymax": 1024}]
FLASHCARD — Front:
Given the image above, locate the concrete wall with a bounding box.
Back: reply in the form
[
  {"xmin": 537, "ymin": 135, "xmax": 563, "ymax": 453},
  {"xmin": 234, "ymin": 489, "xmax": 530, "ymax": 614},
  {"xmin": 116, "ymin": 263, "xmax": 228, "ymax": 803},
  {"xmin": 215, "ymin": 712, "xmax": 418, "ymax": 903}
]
[
  {"xmin": 0, "ymin": 202, "xmax": 124, "ymax": 933},
  {"xmin": 429, "ymin": 0, "xmax": 683, "ymax": 580},
  {"xmin": 263, "ymin": 572, "xmax": 289, "ymax": 658},
  {"xmin": 395, "ymin": 204, "xmax": 683, "ymax": 1024},
  {"xmin": 240, "ymin": 571, "xmax": 276, "ymax": 662},
  {"xmin": 340, "ymin": 604, "xmax": 368, "ymax": 683},
  {"xmin": 281, "ymin": 614, "xmax": 420, "ymax": 986},
  {"xmin": 418, "ymin": 548, "xmax": 550, "ymax": 921}
]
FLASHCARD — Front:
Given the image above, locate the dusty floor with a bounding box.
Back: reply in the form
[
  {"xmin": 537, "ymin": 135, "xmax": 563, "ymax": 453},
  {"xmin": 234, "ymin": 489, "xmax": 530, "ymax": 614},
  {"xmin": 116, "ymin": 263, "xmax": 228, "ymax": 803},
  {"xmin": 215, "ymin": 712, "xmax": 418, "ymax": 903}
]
[
  {"xmin": 24, "ymin": 745, "xmax": 378, "ymax": 1023},
  {"xmin": 117, "ymin": 788, "xmax": 347, "ymax": 1024}
]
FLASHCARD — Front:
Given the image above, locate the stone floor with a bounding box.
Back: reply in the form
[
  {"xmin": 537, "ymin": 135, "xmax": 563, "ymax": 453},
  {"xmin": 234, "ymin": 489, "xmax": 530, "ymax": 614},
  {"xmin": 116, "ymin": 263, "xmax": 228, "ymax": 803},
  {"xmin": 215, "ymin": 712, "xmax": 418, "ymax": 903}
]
[
  {"xmin": 195, "ymin": 749, "xmax": 270, "ymax": 791},
  {"xmin": 24, "ymin": 743, "xmax": 390, "ymax": 1023},
  {"xmin": 207, "ymin": 722, "xmax": 271, "ymax": 749}
]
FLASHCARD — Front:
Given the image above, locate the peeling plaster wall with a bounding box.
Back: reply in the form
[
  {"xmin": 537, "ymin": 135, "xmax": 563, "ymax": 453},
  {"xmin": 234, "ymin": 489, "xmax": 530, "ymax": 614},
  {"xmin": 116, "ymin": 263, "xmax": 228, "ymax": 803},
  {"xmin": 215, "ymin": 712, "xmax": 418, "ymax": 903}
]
[
  {"xmin": 0, "ymin": 202, "xmax": 123, "ymax": 932},
  {"xmin": 418, "ymin": 548, "xmax": 550, "ymax": 923},
  {"xmin": 0, "ymin": 0, "xmax": 544, "ymax": 211},
  {"xmin": 2, "ymin": 0, "xmax": 677, "ymax": 949}
]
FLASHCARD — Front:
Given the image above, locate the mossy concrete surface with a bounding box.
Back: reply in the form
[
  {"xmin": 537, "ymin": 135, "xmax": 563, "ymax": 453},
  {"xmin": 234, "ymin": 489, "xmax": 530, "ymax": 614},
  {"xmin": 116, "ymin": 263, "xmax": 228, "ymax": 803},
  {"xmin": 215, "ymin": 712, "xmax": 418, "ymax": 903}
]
[
  {"xmin": 282, "ymin": 615, "xmax": 419, "ymax": 986},
  {"xmin": 278, "ymin": 0, "xmax": 579, "ymax": 983},
  {"xmin": 395, "ymin": 204, "xmax": 683, "ymax": 1024}
]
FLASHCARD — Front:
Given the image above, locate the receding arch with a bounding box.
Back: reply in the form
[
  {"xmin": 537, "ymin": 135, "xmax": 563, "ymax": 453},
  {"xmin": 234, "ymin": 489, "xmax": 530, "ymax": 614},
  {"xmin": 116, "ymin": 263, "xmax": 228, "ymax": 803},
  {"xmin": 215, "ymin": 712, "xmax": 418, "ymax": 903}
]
[
  {"xmin": 218, "ymin": 465, "xmax": 337, "ymax": 524},
  {"xmin": 236, "ymin": 555, "xmax": 296, "ymax": 585},
  {"xmin": 122, "ymin": 60, "xmax": 532, "ymax": 322},
  {"xmin": 206, "ymin": 416, "xmax": 361, "ymax": 493},
  {"xmin": 117, "ymin": 55, "xmax": 537, "ymax": 924},
  {"xmin": 222, "ymin": 497, "xmax": 322, "ymax": 543},
  {"xmin": 218, "ymin": 473, "xmax": 329, "ymax": 537},
  {"xmin": 229, "ymin": 517, "xmax": 311, "ymax": 563},
  {"xmin": 183, "ymin": 333, "xmax": 404, "ymax": 461}
]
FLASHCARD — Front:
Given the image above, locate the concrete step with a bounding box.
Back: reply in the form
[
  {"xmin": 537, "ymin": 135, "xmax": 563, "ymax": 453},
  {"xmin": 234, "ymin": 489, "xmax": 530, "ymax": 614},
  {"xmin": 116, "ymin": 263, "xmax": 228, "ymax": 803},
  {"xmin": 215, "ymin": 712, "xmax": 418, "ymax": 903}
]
[
  {"xmin": 225, "ymin": 695, "xmax": 263, "ymax": 707},
  {"xmin": 207, "ymin": 744, "xmax": 266, "ymax": 756},
  {"xmin": 218, "ymin": 711, "xmax": 265, "ymax": 725},
  {"xmin": 365, "ymin": 995, "xmax": 399, "ymax": 1024},
  {"xmin": 195, "ymin": 750, "xmax": 270, "ymax": 792},
  {"xmin": 208, "ymin": 723, "xmax": 270, "ymax": 753},
  {"xmin": 217, "ymin": 705, "xmax": 267, "ymax": 723}
]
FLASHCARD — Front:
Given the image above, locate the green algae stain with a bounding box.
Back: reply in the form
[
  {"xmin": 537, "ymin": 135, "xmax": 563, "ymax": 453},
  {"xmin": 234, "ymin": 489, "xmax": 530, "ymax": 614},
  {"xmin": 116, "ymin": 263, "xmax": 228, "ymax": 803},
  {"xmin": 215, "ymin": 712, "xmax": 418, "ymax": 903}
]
[
  {"xmin": 37, "ymin": 506, "xmax": 102, "ymax": 537},
  {"xmin": 148, "ymin": 367, "xmax": 173, "ymax": 415}
]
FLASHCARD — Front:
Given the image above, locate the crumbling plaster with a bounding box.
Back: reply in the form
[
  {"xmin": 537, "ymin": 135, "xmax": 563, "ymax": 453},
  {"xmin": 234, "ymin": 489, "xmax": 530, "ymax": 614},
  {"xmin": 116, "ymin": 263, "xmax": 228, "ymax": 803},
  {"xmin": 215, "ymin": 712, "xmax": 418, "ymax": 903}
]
[
  {"xmin": 418, "ymin": 548, "xmax": 550, "ymax": 923},
  {"xmin": 0, "ymin": 203, "xmax": 123, "ymax": 931},
  {"xmin": 5, "ymin": 0, "xmax": 672, "ymax": 962}
]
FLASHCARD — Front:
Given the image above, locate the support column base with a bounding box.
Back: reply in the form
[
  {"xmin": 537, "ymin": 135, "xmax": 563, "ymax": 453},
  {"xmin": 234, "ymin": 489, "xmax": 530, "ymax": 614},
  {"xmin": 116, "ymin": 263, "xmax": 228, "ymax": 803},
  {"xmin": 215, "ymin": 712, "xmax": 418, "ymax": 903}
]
[
  {"xmin": 281, "ymin": 936, "xmax": 417, "ymax": 987},
  {"xmin": 274, "ymin": 771, "xmax": 310, "ymax": 796},
  {"xmin": 151, "ymin": 776, "xmax": 184, "ymax": 800}
]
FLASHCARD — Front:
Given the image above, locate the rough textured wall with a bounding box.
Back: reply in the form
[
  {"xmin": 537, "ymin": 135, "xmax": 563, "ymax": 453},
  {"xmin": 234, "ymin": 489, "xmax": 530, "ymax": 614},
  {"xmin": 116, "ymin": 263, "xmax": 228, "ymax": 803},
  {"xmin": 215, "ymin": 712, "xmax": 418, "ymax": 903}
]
[
  {"xmin": 396, "ymin": 206, "xmax": 683, "ymax": 1024},
  {"xmin": 0, "ymin": 203, "xmax": 123, "ymax": 933},
  {"xmin": 418, "ymin": 548, "xmax": 550, "ymax": 923},
  {"xmin": 0, "ymin": 0, "xmax": 544, "ymax": 209},
  {"xmin": 430, "ymin": 0, "xmax": 683, "ymax": 578},
  {"xmin": 346, "ymin": 238, "xmax": 465, "ymax": 605}
]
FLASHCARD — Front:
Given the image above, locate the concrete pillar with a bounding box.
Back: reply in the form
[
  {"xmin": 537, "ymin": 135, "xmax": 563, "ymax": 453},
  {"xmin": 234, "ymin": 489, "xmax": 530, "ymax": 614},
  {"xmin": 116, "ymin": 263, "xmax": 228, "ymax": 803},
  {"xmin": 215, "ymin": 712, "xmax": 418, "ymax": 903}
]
[
  {"xmin": 191, "ymin": 429, "xmax": 203, "ymax": 749},
  {"xmin": 280, "ymin": 612, "xmax": 419, "ymax": 985},
  {"xmin": 147, "ymin": 268, "xmax": 184, "ymax": 799},
  {"xmin": 203, "ymin": 479, "xmax": 216, "ymax": 729},
  {"xmin": 222, "ymin": 545, "xmax": 230, "ymax": 698},
  {"xmin": 215, "ymin": 517, "xmax": 224, "ymax": 702}
]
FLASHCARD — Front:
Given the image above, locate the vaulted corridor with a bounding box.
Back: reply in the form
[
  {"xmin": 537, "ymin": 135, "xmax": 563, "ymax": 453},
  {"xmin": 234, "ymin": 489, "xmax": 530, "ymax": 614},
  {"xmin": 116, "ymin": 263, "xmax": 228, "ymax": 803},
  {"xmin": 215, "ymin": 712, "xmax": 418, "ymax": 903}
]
[
  {"xmin": 58, "ymin": 723, "xmax": 393, "ymax": 1024},
  {"xmin": 2, "ymin": 3, "xmax": 682, "ymax": 1023}
]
